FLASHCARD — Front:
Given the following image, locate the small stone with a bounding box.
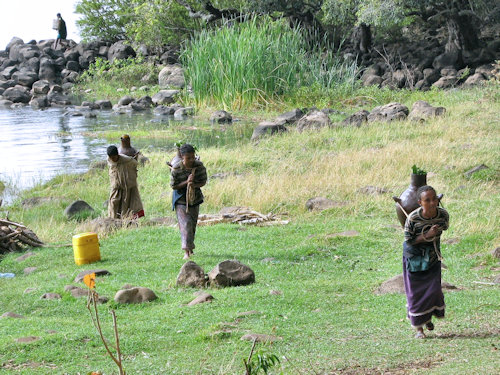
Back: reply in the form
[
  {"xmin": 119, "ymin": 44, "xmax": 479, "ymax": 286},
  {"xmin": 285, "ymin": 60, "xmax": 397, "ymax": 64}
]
[
  {"xmin": 64, "ymin": 285, "xmax": 78, "ymax": 291},
  {"xmin": 305, "ymin": 197, "xmax": 348, "ymax": 211},
  {"xmin": 1, "ymin": 312, "xmax": 25, "ymax": 319},
  {"xmin": 70, "ymin": 287, "xmax": 89, "ymax": 298},
  {"xmin": 114, "ymin": 287, "xmax": 158, "ymax": 304},
  {"xmin": 41, "ymin": 293, "xmax": 61, "ymax": 300},
  {"xmin": 240, "ymin": 333, "xmax": 282, "ymax": 343},
  {"xmin": 15, "ymin": 252, "xmax": 36, "ymax": 262},
  {"xmin": 24, "ymin": 267, "xmax": 37, "ymax": 275},
  {"xmin": 15, "ymin": 336, "xmax": 40, "ymax": 343},
  {"xmin": 269, "ymin": 290, "xmax": 282, "ymax": 295},
  {"xmin": 46, "ymin": 330, "xmax": 58, "ymax": 334},
  {"xmin": 261, "ymin": 257, "xmax": 276, "ymax": 263},
  {"xmin": 358, "ymin": 185, "xmax": 390, "ymax": 195},
  {"xmin": 187, "ymin": 292, "xmax": 214, "ymax": 306},
  {"xmin": 443, "ymin": 238, "xmax": 460, "ymax": 245},
  {"xmin": 24, "ymin": 288, "xmax": 37, "ymax": 294}
]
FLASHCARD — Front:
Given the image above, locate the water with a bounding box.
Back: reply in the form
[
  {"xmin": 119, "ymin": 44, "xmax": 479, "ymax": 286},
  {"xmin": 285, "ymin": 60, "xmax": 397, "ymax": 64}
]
[{"xmin": 0, "ymin": 107, "xmax": 253, "ymax": 204}]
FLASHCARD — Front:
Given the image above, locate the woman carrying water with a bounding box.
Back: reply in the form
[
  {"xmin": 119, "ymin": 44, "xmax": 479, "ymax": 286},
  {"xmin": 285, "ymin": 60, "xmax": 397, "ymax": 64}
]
[
  {"xmin": 170, "ymin": 144, "xmax": 207, "ymax": 259},
  {"xmin": 403, "ymin": 185, "xmax": 449, "ymax": 338}
]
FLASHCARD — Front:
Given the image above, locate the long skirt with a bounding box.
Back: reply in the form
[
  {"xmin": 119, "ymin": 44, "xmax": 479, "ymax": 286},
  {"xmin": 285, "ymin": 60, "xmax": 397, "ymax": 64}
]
[
  {"xmin": 403, "ymin": 258, "xmax": 445, "ymax": 327},
  {"xmin": 175, "ymin": 204, "xmax": 199, "ymax": 251},
  {"xmin": 108, "ymin": 186, "xmax": 144, "ymax": 219}
]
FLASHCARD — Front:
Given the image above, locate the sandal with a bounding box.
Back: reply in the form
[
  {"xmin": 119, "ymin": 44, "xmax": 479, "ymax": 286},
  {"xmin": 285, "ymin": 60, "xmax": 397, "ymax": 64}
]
[{"xmin": 425, "ymin": 322, "xmax": 434, "ymax": 331}]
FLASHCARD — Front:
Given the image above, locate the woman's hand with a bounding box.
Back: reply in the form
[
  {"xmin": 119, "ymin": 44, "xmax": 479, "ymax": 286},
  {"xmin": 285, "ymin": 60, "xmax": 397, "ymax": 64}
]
[
  {"xmin": 187, "ymin": 174, "xmax": 194, "ymax": 184},
  {"xmin": 426, "ymin": 225, "xmax": 442, "ymax": 239}
]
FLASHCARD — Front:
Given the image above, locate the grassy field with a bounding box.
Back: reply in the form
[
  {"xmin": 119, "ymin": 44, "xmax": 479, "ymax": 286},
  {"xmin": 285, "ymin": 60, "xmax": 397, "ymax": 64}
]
[{"xmin": 0, "ymin": 86, "xmax": 499, "ymax": 374}]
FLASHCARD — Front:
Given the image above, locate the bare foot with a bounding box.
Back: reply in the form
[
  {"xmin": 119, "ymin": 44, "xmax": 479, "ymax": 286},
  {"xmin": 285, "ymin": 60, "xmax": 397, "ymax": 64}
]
[
  {"xmin": 415, "ymin": 328, "xmax": 426, "ymax": 339},
  {"xmin": 183, "ymin": 251, "xmax": 190, "ymax": 260}
]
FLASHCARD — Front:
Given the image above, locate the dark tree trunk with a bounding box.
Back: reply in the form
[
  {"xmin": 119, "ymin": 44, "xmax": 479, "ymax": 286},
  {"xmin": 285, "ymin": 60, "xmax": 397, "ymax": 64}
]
[
  {"xmin": 445, "ymin": 14, "xmax": 480, "ymax": 53},
  {"xmin": 352, "ymin": 23, "xmax": 372, "ymax": 54}
]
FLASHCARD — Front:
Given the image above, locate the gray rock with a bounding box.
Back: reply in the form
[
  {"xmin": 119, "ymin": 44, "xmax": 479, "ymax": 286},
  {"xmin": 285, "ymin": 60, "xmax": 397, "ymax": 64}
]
[
  {"xmin": 74, "ymin": 269, "xmax": 111, "ymax": 283},
  {"xmin": 433, "ymin": 51, "xmax": 459, "ymax": 70},
  {"xmin": 29, "ymin": 95, "xmax": 49, "ymax": 109},
  {"xmin": 251, "ymin": 121, "xmax": 287, "ymax": 141},
  {"xmin": 174, "ymin": 107, "xmax": 194, "ymax": 120},
  {"xmin": 70, "ymin": 287, "xmax": 89, "ymax": 298},
  {"xmin": 367, "ymin": 102, "xmax": 409, "ymax": 123},
  {"xmin": 0, "ymin": 99, "xmax": 14, "ymax": 107},
  {"xmin": 432, "ymin": 76, "xmax": 457, "ymax": 89},
  {"xmin": 107, "ymin": 41, "xmax": 136, "ymax": 63},
  {"xmin": 31, "ymin": 80, "xmax": 50, "ymax": 95},
  {"xmin": 305, "ymin": 197, "xmax": 348, "ymax": 211},
  {"xmin": 114, "ymin": 287, "xmax": 158, "ymax": 304},
  {"xmin": 342, "ymin": 110, "xmax": 369, "ymax": 127},
  {"xmin": 208, "ymin": 260, "xmax": 255, "ymax": 287},
  {"xmin": 362, "ymin": 75, "xmax": 383, "ymax": 87},
  {"xmin": 358, "ymin": 185, "xmax": 390, "ymax": 195},
  {"xmin": 15, "ymin": 336, "xmax": 40, "ymax": 343},
  {"xmin": 187, "ymin": 292, "xmax": 214, "ymax": 306},
  {"xmin": 151, "ymin": 89, "xmax": 179, "ymax": 105},
  {"xmin": 12, "ymin": 71, "xmax": 38, "ymax": 87},
  {"xmin": 296, "ymin": 110, "xmax": 332, "ymax": 132},
  {"xmin": 5, "ymin": 37, "xmax": 24, "ymax": 53},
  {"xmin": 66, "ymin": 60, "xmax": 79, "ymax": 72},
  {"xmin": 210, "ymin": 110, "xmax": 232, "ymax": 124},
  {"xmin": 276, "ymin": 108, "xmax": 304, "ymax": 124},
  {"xmin": 475, "ymin": 63, "xmax": 495, "ymax": 79},
  {"xmin": 464, "ymin": 164, "xmax": 488, "ymax": 177},
  {"xmin": 1, "ymin": 312, "xmax": 25, "ymax": 319},
  {"xmin": 81, "ymin": 101, "xmax": 100, "ymax": 110},
  {"xmin": 2, "ymin": 87, "xmax": 30, "ymax": 103},
  {"xmin": 118, "ymin": 95, "xmax": 134, "ymax": 106},
  {"xmin": 176, "ymin": 261, "xmax": 207, "ymax": 288},
  {"xmin": 463, "ymin": 73, "xmax": 486, "ymax": 87},
  {"xmin": 158, "ymin": 65, "xmax": 185, "ymax": 88},
  {"xmin": 15, "ymin": 251, "xmax": 36, "ymax": 262},
  {"xmin": 40, "ymin": 293, "xmax": 62, "ymax": 300},
  {"xmin": 95, "ymin": 99, "xmax": 112, "ymax": 109},
  {"xmin": 408, "ymin": 101, "xmax": 446, "ymax": 122},
  {"xmin": 154, "ymin": 105, "xmax": 176, "ymax": 116},
  {"xmin": 423, "ymin": 68, "xmax": 440, "ymax": 84},
  {"xmin": 64, "ymin": 200, "xmax": 94, "ymax": 219}
]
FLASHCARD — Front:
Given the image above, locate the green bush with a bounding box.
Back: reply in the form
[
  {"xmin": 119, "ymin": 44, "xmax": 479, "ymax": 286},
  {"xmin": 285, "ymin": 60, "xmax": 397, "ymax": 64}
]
[{"xmin": 181, "ymin": 16, "xmax": 359, "ymax": 109}]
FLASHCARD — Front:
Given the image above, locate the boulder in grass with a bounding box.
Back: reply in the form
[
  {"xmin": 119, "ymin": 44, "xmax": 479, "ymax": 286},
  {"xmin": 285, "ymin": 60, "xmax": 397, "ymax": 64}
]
[
  {"xmin": 1, "ymin": 312, "xmax": 25, "ymax": 319},
  {"xmin": 176, "ymin": 261, "xmax": 207, "ymax": 288},
  {"xmin": 151, "ymin": 89, "xmax": 179, "ymax": 105},
  {"xmin": 41, "ymin": 293, "xmax": 61, "ymax": 300},
  {"xmin": 118, "ymin": 95, "xmax": 134, "ymax": 106},
  {"xmin": 367, "ymin": 102, "xmax": 409, "ymax": 123},
  {"xmin": 296, "ymin": 110, "xmax": 332, "ymax": 132},
  {"xmin": 208, "ymin": 260, "xmax": 255, "ymax": 287},
  {"xmin": 210, "ymin": 110, "xmax": 232, "ymax": 124},
  {"xmin": 342, "ymin": 110, "xmax": 369, "ymax": 127},
  {"xmin": 463, "ymin": 73, "xmax": 487, "ymax": 87},
  {"xmin": 408, "ymin": 101, "xmax": 446, "ymax": 122},
  {"xmin": 114, "ymin": 287, "xmax": 158, "ymax": 304},
  {"xmin": 158, "ymin": 65, "xmax": 185, "ymax": 89},
  {"xmin": 95, "ymin": 99, "xmax": 112, "ymax": 109},
  {"xmin": 464, "ymin": 164, "xmax": 488, "ymax": 177},
  {"xmin": 276, "ymin": 108, "xmax": 303, "ymax": 124},
  {"xmin": 305, "ymin": 197, "xmax": 347, "ymax": 211},
  {"xmin": 187, "ymin": 292, "xmax": 214, "ymax": 306},
  {"xmin": 64, "ymin": 200, "xmax": 94, "ymax": 219},
  {"xmin": 251, "ymin": 121, "xmax": 287, "ymax": 141}
]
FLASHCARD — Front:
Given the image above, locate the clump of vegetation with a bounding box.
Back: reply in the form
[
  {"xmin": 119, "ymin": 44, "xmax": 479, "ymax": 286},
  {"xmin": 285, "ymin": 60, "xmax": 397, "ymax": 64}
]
[
  {"xmin": 411, "ymin": 165, "xmax": 427, "ymax": 175},
  {"xmin": 181, "ymin": 16, "xmax": 359, "ymax": 109}
]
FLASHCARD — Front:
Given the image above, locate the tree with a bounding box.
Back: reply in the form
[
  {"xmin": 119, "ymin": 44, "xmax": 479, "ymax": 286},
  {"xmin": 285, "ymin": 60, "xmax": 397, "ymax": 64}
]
[
  {"xmin": 76, "ymin": 0, "xmax": 135, "ymax": 41},
  {"xmin": 355, "ymin": 0, "xmax": 496, "ymax": 53}
]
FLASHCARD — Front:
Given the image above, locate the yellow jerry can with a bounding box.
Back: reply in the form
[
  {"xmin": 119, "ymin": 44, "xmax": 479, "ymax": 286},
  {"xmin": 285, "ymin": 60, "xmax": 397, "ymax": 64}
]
[{"xmin": 72, "ymin": 232, "xmax": 100, "ymax": 265}]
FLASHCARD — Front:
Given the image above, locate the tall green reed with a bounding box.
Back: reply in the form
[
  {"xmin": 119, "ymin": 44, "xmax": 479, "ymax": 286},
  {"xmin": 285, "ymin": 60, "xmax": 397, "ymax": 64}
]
[{"xmin": 181, "ymin": 16, "xmax": 359, "ymax": 109}]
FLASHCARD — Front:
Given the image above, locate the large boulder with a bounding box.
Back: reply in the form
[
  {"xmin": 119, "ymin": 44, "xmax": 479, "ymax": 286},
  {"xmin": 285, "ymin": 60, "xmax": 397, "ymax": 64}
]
[
  {"xmin": 2, "ymin": 87, "xmax": 31, "ymax": 103},
  {"xmin": 276, "ymin": 108, "xmax": 304, "ymax": 124},
  {"xmin": 362, "ymin": 74, "xmax": 383, "ymax": 87},
  {"xmin": 0, "ymin": 66, "xmax": 18, "ymax": 80},
  {"xmin": 367, "ymin": 102, "xmax": 409, "ymax": 123},
  {"xmin": 176, "ymin": 261, "xmax": 207, "ymax": 288},
  {"xmin": 158, "ymin": 65, "xmax": 185, "ymax": 89},
  {"xmin": 114, "ymin": 287, "xmax": 157, "ymax": 304},
  {"xmin": 408, "ymin": 101, "xmax": 446, "ymax": 122},
  {"xmin": 12, "ymin": 71, "xmax": 38, "ymax": 87},
  {"xmin": 296, "ymin": 110, "xmax": 332, "ymax": 132},
  {"xmin": 5, "ymin": 37, "xmax": 24, "ymax": 53},
  {"xmin": 433, "ymin": 51, "xmax": 459, "ymax": 70},
  {"xmin": 107, "ymin": 41, "xmax": 136, "ymax": 63},
  {"xmin": 29, "ymin": 95, "xmax": 49, "ymax": 109},
  {"xmin": 208, "ymin": 260, "xmax": 255, "ymax": 287},
  {"xmin": 342, "ymin": 110, "xmax": 369, "ymax": 127},
  {"xmin": 95, "ymin": 99, "xmax": 112, "ymax": 109},
  {"xmin": 64, "ymin": 200, "xmax": 94, "ymax": 219},
  {"xmin": 432, "ymin": 76, "xmax": 457, "ymax": 89},
  {"xmin": 251, "ymin": 121, "xmax": 287, "ymax": 141},
  {"xmin": 38, "ymin": 57, "xmax": 56, "ymax": 81},
  {"xmin": 463, "ymin": 73, "xmax": 487, "ymax": 87},
  {"xmin": 31, "ymin": 80, "xmax": 51, "ymax": 95},
  {"xmin": 118, "ymin": 95, "xmax": 134, "ymax": 106},
  {"xmin": 151, "ymin": 89, "xmax": 178, "ymax": 105},
  {"xmin": 305, "ymin": 197, "xmax": 346, "ymax": 211}
]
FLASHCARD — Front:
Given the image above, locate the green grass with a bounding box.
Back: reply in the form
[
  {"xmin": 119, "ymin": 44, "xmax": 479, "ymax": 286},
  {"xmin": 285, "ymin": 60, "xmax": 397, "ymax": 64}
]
[{"xmin": 0, "ymin": 85, "xmax": 499, "ymax": 374}]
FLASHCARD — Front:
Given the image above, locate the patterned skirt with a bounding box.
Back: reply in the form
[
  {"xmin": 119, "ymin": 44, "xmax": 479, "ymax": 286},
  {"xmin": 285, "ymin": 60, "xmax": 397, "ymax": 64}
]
[{"xmin": 175, "ymin": 204, "xmax": 199, "ymax": 251}]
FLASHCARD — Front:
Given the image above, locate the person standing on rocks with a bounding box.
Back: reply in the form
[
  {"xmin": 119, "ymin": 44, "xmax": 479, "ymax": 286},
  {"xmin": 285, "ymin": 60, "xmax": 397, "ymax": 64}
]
[
  {"xmin": 402, "ymin": 185, "xmax": 449, "ymax": 339},
  {"xmin": 170, "ymin": 144, "xmax": 207, "ymax": 260},
  {"xmin": 107, "ymin": 145, "xmax": 144, "ymax": 219},
  {"xmin": 53, "ymin": 13, "xmax": 67, "ymax": 49}
]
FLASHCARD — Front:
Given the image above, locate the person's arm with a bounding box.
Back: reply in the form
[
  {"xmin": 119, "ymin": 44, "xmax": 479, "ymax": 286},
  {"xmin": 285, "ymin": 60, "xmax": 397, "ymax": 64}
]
[{"xmin": 191, "ymin": 164, "xmax": 207, "ymax": 188}]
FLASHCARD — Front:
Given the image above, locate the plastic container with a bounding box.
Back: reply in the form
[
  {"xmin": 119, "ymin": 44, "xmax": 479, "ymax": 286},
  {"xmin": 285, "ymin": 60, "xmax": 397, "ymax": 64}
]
[
  {"xmin": 72, "ymin": 232, "xmax": 100, "ymax": 265},
  {"xmin": 52, "ymin": 19, "xmax": 59, "ymax": 30}
]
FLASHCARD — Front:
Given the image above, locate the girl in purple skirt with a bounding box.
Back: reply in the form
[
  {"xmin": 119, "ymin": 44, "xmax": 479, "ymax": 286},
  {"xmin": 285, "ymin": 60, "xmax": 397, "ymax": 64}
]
[{"xmin": 403, "ymin": 185, "xmax": 449, "ymax": 338}]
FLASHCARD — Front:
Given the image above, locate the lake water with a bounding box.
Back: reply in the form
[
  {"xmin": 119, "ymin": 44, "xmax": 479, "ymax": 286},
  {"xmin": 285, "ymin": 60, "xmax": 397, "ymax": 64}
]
[{"xmin": 0, "ymin": 107, "xmax": 253, "ymax": 204}]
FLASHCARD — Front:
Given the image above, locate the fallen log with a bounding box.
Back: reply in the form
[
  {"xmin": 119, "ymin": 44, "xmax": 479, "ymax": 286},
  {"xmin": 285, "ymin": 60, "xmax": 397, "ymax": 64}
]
[{"xmin": 0, "ymin": 218, "xmax": 43, "ymax": 254}]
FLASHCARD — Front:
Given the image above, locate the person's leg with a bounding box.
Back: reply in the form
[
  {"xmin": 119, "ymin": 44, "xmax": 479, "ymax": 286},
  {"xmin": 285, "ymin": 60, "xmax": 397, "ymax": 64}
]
[
  {"xmin": 176, "ymin": 204, "xmax": 193, "ymax": 259},
  {"xmin": 415, "ymin": 327, "xmax": 425, "ymax": 339}
]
